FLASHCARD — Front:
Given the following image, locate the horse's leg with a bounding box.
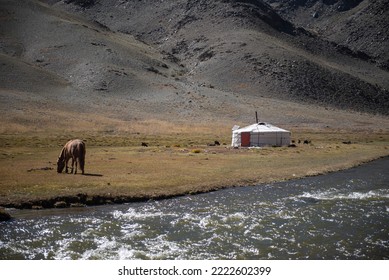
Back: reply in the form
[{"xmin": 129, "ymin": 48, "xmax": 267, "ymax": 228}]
[
  {"xmin": 74, "ymin": 157, "xmax": 78, "ymax": 175},
  {"xmin": 71, "ymin": 157, "xmax": 75, "ymax": 174},
  {"xmin": 80, "ymin": 157, "xmax": 84, "ymax": 175},
  {"xmin": 65, "ymin": 158, "xmax": 69, "ymax": 173}
]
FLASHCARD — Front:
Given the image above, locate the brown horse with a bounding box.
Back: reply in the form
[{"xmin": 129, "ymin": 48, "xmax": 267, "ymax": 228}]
[{"xmin": 57, "ymin": 139, "xmax": 86, "ymax": 174}]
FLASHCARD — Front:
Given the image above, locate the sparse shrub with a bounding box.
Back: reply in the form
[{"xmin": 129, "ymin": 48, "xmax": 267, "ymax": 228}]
[
  {"xmin": 146, "ymin": 66, "xmax": 161, "ymax": 75},
  {"xmin": 65, "ymin": 0, "xmax": 95, "ymax": 8},
  {"xmin": 191, "ymin": 149, "xmax": 201, "ymax": 153},
  {"xmin": 198, "ymin": 50, "xmax": 214, "ymax": 61}
]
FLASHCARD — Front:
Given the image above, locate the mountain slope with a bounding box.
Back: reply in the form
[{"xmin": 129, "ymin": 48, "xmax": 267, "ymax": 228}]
[
  {"xmin": 51, "ymin": 0, "xmax": 389, "ymax": 115},
  {"xmin": 264, "ymin": 0, "xmax": 389, "ymax": 69},
  {"xmin": 0, "ymin": 0, "xmax": 388, "ymax": 136},
  {"xmin": 0, "ymin": 0, "xmax": 194, "ymax": 130},
  {"xmin": 0, "ymin": 0, "xmax": 183, "ymax": 93}
]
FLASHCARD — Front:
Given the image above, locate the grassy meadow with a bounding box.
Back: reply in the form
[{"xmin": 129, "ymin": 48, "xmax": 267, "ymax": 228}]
[{"xmin": 1, "ymin": 125, "xmax": 388, "ymax": 209}]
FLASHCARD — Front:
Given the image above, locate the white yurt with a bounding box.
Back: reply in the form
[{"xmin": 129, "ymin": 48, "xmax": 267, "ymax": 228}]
[{"xmin": 231, "ymin": 122, "xmax": 291, "ymax": 147}]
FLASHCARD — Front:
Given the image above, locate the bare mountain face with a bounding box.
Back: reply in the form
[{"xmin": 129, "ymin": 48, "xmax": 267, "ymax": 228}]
[
  {"xmin": 0, "ymin": 0, "xmax": 182, "ymax": 93},
  {"xmin": 264, "ymin": 0, "xmax": 389, "ymax": 70},
  {"xmin": 50, "ymin": 0, "xmax": 389, "ymax": 115},
  {"xmin": 1, "ymin": 0, "xmax": 388, "ymax": 121},
  {"xmin": 0, "ymin": 0, "xmax": 190, "ymax": 126}
]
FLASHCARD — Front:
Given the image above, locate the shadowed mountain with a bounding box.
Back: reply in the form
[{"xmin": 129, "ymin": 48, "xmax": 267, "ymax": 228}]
[
  {"xmin": 0, "ymin": 0, "xmax": 388, "ymax": 124},
  {"xmin": 51, "ymin": 0, "xmax": 389, "ymax": 114},
  {"xmin": 264, "ymin": 0, "xmax": 389, "ymax": 70}
]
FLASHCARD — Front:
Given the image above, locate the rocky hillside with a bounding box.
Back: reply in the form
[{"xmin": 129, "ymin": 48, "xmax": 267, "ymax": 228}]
[
  {"xmin": 1, "ymin": 0, "xmax": 388, "ymax": 122},
  {"xmin": 52, "ymin": 0, "xmax": 389, "ymax": 114},
  {"xmin": 264, "ymin": 0, "xmax": 389, "ymax": 70}
]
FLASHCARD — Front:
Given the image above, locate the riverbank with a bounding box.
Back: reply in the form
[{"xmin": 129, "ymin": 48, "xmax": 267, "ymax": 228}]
[
  {"xmin": 0, "ymin": 207, "xmax": 12, "ymax": 221},
  {"xmin": 1, "ymin": 129, "xmax": 388, "ymax": 210}
]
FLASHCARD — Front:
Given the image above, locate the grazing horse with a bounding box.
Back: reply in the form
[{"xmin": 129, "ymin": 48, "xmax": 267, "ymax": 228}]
[{"xmin": 57, "ymin": 139, "xmax": 86, "ymax": 174}]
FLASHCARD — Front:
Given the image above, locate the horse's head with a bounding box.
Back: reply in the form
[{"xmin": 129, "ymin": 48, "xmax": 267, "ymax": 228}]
[{"xmin": 57, "ymin": 158, "xmax": 65, "ymax": 173}]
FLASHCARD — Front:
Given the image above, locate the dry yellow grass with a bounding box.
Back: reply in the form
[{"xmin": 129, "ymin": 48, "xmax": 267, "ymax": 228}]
[{"xmin": 0, "ymin": 128, "xmax": 388, "ymax": 208}]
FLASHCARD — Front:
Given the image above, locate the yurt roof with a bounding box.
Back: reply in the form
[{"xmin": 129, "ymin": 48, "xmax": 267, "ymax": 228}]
[{"xmin": 233, "ymin": 123, "xmax": 290, "ymax": 133}]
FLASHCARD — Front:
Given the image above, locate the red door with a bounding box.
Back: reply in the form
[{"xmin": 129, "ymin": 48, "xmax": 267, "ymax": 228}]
[{"xmin": 241, "ymin": 132, "xmax": 251, "ymax": 147}]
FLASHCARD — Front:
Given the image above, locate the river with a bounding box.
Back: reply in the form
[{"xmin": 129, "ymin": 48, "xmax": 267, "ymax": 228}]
[{"xmin": 1, "ymin": 157, "xmax": 388, "ymax": 260}]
